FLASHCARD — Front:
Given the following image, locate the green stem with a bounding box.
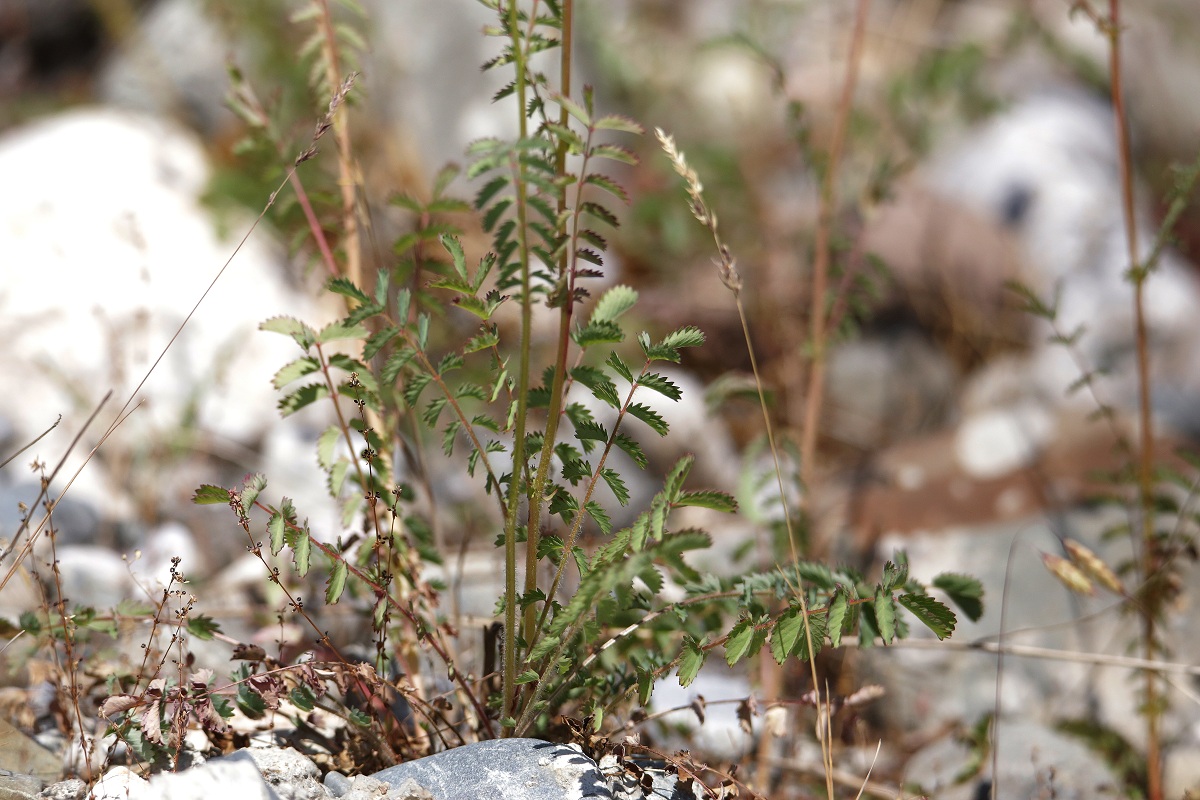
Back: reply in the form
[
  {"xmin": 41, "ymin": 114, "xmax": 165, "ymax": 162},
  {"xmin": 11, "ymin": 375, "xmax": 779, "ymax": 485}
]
[
  {"xmin": 501, "ymin": 0, "xmax": 532, "ymax": 735},
  {"xmin": 522, "ymin": 0, "xmax": 574, "ymax": 683}
]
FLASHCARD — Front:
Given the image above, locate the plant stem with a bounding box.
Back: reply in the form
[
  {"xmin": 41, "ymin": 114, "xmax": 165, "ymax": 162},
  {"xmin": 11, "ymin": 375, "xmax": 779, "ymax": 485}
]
[
  {"xmin": 799, "ymin": 0, "xmax": 870, "ymax": 558},
  {"xmin": 522, "ymin": 0, "xmax": 574, "ymax": 683},
  {"xmin": 316, "ymin": 0, "xmax": 362, "ymax": 289},
  {"xmin": 1106, "ymin": 2, "xmax": 1161, "ymax": 796},
  {"xmin": 501, "ymin": 0, "xmax": 533, "ymax": 734}
]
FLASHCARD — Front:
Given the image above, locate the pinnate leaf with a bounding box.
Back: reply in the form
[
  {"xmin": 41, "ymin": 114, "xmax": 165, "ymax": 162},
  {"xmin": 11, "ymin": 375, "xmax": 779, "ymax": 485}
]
[
  {"xmin": 193, "ymin": 485, "xmax": 230, "ymax": 505},
  {"xmin": 677, "ymin": 635, "xmax": 707, "ymax": 687},
  {"xmin": 897, "ymin": 593, "xmax": 956, "ymax": 640},
  {"xmin": 874, "ymin": 587, "xmax": 896, "ymax": 644},
  {"xmin": 932, "ymin": 573, "xmax": 985, "ymax": 622}
]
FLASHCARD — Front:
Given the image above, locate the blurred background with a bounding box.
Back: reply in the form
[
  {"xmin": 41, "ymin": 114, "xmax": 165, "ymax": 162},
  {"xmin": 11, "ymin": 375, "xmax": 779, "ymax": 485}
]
[{"xmin": 2, "ymin": 0, "xmax": 1200, "ymax": 795}]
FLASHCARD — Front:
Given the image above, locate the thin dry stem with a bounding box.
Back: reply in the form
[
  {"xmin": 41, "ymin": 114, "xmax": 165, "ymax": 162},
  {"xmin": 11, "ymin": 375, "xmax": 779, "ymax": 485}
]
[
  {"xmin": 1105, "ymin": 1, "xmax": 1161, "ymax": 796},
  {"xmin": 655, "ymin": 125, "xmax": 829, "ymax": 798}
]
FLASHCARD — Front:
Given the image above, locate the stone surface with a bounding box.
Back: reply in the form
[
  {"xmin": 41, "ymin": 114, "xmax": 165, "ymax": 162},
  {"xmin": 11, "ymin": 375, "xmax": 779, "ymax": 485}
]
[
  {"xmin": 824, "ymin": 329, "xmax": 959, "ymax": 450},
  {"xmin": 147, "ymin": 758, "xmax": 279, "ymax": 800},
  {"xmin": 373, "ymin": 739, "xmax": 612, "ymax": 800},
  {"xmin": 98, "ymin": 0, "xmax": 235, "ymax": 137},
  {"xmin": 0, "ymin": 719, "xmax": 61, "ymax": 783},
  {"xmin": 903, "ymin": 720, "xmax": 1122, "ymax": 800},
  {"xmin": 863, "ymin": 513, "xmax": 1105, "ymax": 736},
  {"xmin": 0, "ymin": 770, "xmax": 43, "ymax": 800},
  {"xmin": 0, "ymin": 106, "xmax": 339, "ymax": 565},
  {"xmin": 322, "ymin": 771, "xmax": 351, "ymax": 798},
  {"xmin": 90, "ymin": 767, "xmax": 150, "ymax": 800},
  {"xmin": 216, "ymin": 748, "xmax": 325, "ymax": 800},
  {"xmin": 38, "ymin": 779, "xmax": 85, "ymax": 800},
  {"xmin": 927, "ymin": 88, "xmax": 1200, "ymax": 434},
  {"xmin": 341, "ymin": 774, "xmax": 433, "ymax": 800}
]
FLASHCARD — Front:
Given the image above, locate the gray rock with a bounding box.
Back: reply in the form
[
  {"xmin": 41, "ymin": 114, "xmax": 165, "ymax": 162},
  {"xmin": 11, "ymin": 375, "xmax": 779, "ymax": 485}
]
[
  {"xmin": 903, "ymin": 719, "xmax": 1121, "ymax": 800},
  {"xmin": 928, "ymin": 88, "xmax": 1200, "ymax": 432},
  {"xmin": 98, "ymin": 0, "xmax": 235, "ymax": 136},
  {"xmin": 38, "ymin": 779, "xmax": 85, "ymax": 800},
  {"xmin": 146, "ymin": 758, "xmax": 280, "ymax": 800},
  {"xmin": 323, "ymin": 771, "xmax": 352, "ymax": 798},
  {"xmin": 0, "ymin": 769, "xmax": 44, "ymax": 800},
  {"xmin": 213, "ymin": 748, "xmax": 325, "ymax": 800},
  {"xmin": 865, "ymin": 511, "xmax": 1126, "ymax": 738},
  {"xmin": 373, "ymin": 739, "xmax": 612, "ymax": 800},
  {"xmin": 824, "ymin": 329, "xmax": 958, "ymax": 450},
  {"xmin": 0, "ymin": 106, "xmax": 338, "ymax": 539},
  {"xmin": 90, "ymin": 767, "xmax": 150, "ymax": 800},
  {"xmin": 341, "ymin": 774, "xmax": 432, "ymax": 800}
]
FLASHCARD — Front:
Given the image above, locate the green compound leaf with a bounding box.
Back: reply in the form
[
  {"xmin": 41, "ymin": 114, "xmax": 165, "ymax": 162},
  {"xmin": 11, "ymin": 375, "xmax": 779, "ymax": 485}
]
[
  {"xmin": 584, "ymin": 501, "xmax": 612, "ymax": 535},
  {"xmin": 599, "ymin": 467, "xmax": 630, "ymax": 506},
  {"xmin": 290, "ymin": 686, "xmax": 316, "ymax": 712},
  {"xmin": 326, "ymin": 277, "xmax": 370, "ymax": 304},
  {"xmin": 827, "ymin": 589, "xmax": 849, "ymax": 648},
  {"xmin": 677, "ymin": 635, "xmax": 707, "ymax": 687},
  {"xmin": 260, "ymin": 316, "xmax": 317, "ymax": 351},
  {"xmin": 440, "ymin": 234, "xmax": 468, "ymax": 281},
  {"xmin": 637, "ymin": 372, "xmax": 681, "ymax": 401},
  {"xmin": 724, "ymin": 617, "xmax": 766, "ymax": 666},
  {"xmin": 363, "ymin": 325, "xmax": 400, "ymax": 360},
  {"xmin": 594, "ymin": 114, "xmax": 644, "ymax": 135},
  {"xmin": 898, "ymin": 593, "xmax": 957, "ymax": 640},
  {"xmin": 572, "ymin": 320, "xmax": 624, "ymax": 347},
  {"xmin": 278, "ymin": 383, "xmax": 330, "ymax": 417},
  {"xmin": 613, "ymin": 434, "xmax": 647, "ymax": 470},
  {"xmin": 661, "ymin": 325, "xmax": 705, "ymax": 351},
  {"xmin": 325, "ymin": 558, "xmax": 348, "ymax": 605},
  {"xmin": 268, "ymin": 511, "xmax": 286, "ymax": 556},
  {"xmin": 186, "ymin": 615, "xmax": 221, "ymax": 641},
  {"xmin": 317, "ymin": 426, "xmax": 341, "ymax": 471},
  {"xmin": 932, "ymin": 572, "xmax": 985, "ymax": 622},
  {"xmin": 874, "ymin": 586, "xmax": 896, "ymax": 644},
  {"xmin": 273, "ymin": 356, "xmax": 321, "ymax": 390},
  {"xmin": 316, "ymin": 321, "xmax": 370, "ymax": 343},
  {"xmin": 663, "ymin": 455, "xmax": 694, "ymax": 501},
  {"xmin": 574, "ymin": 420, "xmax": 608, "ymax": 442},
  {"xmin": 292, "ymin": 525, "xmax": 311, "ymax": 577},
  {"xmin": 770, "ymin": 606, "xmax": 827, "ymax": 664},
  {"xmin": 584, "ymin": 173, "xmax": 631, "ymax": 204},
  {"xmin": 625, "ymin": 403, "xmax": 668, "ymax": 436},
  {"xmin": 675, "ymin": 490, "xmax": 737, "ymax": 513},
  {"xmin": 192, "ymin": 485, "xmax": 230, "ymax": 505},
  {"xmin": 592, "ymin": 285, "xmax": 638, "ymax": 322},
  {"xmin": 605, "ymin": 351, "xmax": 633, "ymax": 383},
  {"xmin": 240, "ymin": 473, "xmax": 266, "ymax": 512}
]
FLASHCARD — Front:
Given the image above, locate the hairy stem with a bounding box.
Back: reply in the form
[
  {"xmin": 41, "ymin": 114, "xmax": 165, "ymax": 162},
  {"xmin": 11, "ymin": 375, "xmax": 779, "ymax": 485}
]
[
  {"xmin": 501, "ymin": 0, "xmax": 533, "ymax": 733},
  {"xmin": 522, "ymin": 0, "xmax": 574, "ymax": 681}
]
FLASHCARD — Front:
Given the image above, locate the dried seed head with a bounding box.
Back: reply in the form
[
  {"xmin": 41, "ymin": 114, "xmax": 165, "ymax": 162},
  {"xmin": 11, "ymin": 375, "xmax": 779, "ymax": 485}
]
[
  {"xmin": 1064, "ymin": 539, "xmax": 1124, "ymax": 594},
  {"xmin": 1041, "ymin": 551, "xmax": 1095, "ymax": 596}
]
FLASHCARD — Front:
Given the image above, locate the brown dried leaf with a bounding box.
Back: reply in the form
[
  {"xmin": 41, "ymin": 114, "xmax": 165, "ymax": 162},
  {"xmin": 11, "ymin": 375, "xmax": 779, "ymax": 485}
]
[
  {"xmin": 231, "ymin": 644, "xmax": 267, "ymax": 662},
  {"xmin": 99, "ymin": 694, "xmax": 141, "ymax": 719},
  {"xmin": 140, "ymin": 699, "xmax": 163, "ymax": 745},
  {"xmin": 247, "ymin": 674, "xmax": 287, "ymax": 710},
  {"xmin": 736, "ymin": 696, "xmax": 756, "ymax": 735},
  {"xmin": 689, "ymin": 695, "xmax": 706, "ymax": 726}
]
